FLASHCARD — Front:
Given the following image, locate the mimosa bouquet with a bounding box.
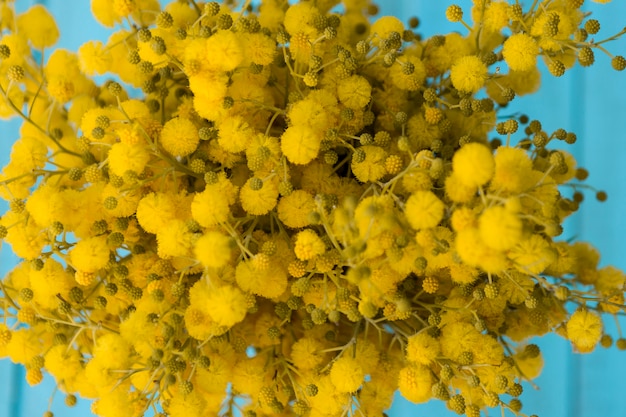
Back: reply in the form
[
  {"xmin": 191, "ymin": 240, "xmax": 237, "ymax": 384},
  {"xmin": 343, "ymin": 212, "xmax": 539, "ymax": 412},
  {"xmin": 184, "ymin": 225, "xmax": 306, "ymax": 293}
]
[{"xmin": 0, "ymin": 0, "xmax": 624, "ymax": 416}]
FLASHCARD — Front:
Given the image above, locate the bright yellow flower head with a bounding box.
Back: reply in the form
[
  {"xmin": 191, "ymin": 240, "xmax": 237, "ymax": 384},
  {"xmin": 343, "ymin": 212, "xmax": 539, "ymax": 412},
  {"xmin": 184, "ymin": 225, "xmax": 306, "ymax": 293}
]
[
  {"xmin": 502, "ymin": 33, "xmax": 540, "ymax": 72},
  {"xmin": 479, "ymin": 205, "xmax": 523, "ymax": 251},
  {"xmin": 194, "ymin": 231, "xmax": 234, "ymax": 269},
  {"xmin": 294, "ymin": 229, "xmax": 326, "ymax": 260},
  {"xmin": 405, "ymin": 190, "xmax": 445, "ymax": 230},
  {"xmin": 70, "ymin": 236, "xmax": 110, "ymax": 273},
  {"xmin": 452, "ymin": 142, "xmax": 495, "ymax": 188},
  {"xmin": 160, "ymin": 117, "xmax": 199, "ymax": 157},
  {"xmin": 17, "ymin": 5, "xmax": 59, "ymax": 49},
  {"xmin": 330, "ymin": 355, "xmax": 365, "ymax": 393},
  {"xmin": 337, "ymin": 75, "xmax": 372, "ymax": 109},
  {"xmin": 450, "ymin": 55, "xmax": 488, "ymax": 93},
  {"xmin": 567, "ymin": 309, "xmax": 603, "ymax": 353}
]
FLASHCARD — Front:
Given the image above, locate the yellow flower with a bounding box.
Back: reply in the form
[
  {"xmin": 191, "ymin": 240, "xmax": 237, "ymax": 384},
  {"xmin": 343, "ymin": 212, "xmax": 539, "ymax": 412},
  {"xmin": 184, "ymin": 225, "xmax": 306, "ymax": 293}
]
[
  {"xmin": 351, "ymin": 145, "xmax": 387, "ymax": 183},
  {"xmin": 370, "ymin": 15, "xmax": 404, "ymax": 44},
  {"xmin": 450, "ymin": 55, "xmax": 488, "ymax": 93},
  {"xmin": 78, "ymin": 40, "xmax": 112, "ymax": 75},
  {"xmin": 398, "ymin": 364, "xmax": 433, "ymax": 404},
  {"xmin": 107, "ymin": 142, "xmax": 151, "ymax": 177},
  {"xmin": 283, "ymin": 2, "xmax": 321, "ymax": 37},
  {"xmin": 277, "ymin": 190, "xmax": 317, "ymax": 228},
  {"xmin": 502, "ymin": 33, "xmax": 539, "ymax": 72},
  {"xmin": 566, "ymin": 309, "xmax": 603, "ymax": 353},
  {"xmin": 294, "ymin": 229, "xmax": 326, "ymax": 260},
  {"xmin": 452, "ymin": 142, "xmax": 495, "ymax": 188},
  {"xmin": 406, "ymin": 331, "xmax": 440, "ymax": 365},
  {"xmin": 205, "ymin": 284, "xmax": 248, "ymax": 327},
  {"xmin": 337, "ymin": 75, "xmax": 372, "ymax": 109},
  {"xmin": 239, "ymin": 177, "xmax": 279, "ymax": 216},
  {"xmin": 290, "ymin": 337, "xmax": 328, "ymax": 371},
  {"xmin": 70, "ymin": 236, "xmax": 110, "ymax": 273},
  {"xmin": 136, "ymin": 192, "xmax": 177, "ymax": 234},
  {"xmin": 17, "ymin": 5, "xmax": 59, "ymax": 49},
  {"xmin": 478, "ymin": 205, "xmax": 523, "ymax": 251},
  {"xmin": 330, "ymin": 355, "xmax": 365, "ymax": 393},
  {"xmin": 490, "ymin": 146, "xmax": 533, "ymax": 194},
  {"xmin": 235, "ymin": 259, "xmax": 288, "ymax": 299},
  {"xmin": 281, "ymin": 125, "xmax": 322, "ymax": 165},
  {"xmin": 156, "ymin": 219, "xmax": 194, "ymax": 259},
  {"xmin": 194, "ymin": 231, "xmax": 234, "ymax": 268},
  {"xmin": 91, "ymin": 0, "xmax": 121, "ymax": 27},
  {"xmin": 405, "ymin": 190, "xmax": 445, "ymax": 230},
  {"xmin": 160, "ymin": 117, "xmax": 199, "ymax": 157},
  {"xmin": 205, "ymin": 30, "xmax": 244, "ymax": 72},
  {"xmin": 217, "ymin": 115, "xmax": 255, "ymax": 154},
  {"xmin": 0, "ymin": 1, "xmax": 625, "ymax": 415},
  {"xmin": 191, "ymin": 188, "xmax": 231, "ymax": 227}
]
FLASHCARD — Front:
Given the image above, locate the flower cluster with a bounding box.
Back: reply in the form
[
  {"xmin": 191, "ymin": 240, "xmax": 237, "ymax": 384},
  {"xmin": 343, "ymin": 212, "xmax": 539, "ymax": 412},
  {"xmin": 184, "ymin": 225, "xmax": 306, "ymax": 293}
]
[{"xmin": 0, "ymin": 1, "xmax": 625, "ymax": 417}]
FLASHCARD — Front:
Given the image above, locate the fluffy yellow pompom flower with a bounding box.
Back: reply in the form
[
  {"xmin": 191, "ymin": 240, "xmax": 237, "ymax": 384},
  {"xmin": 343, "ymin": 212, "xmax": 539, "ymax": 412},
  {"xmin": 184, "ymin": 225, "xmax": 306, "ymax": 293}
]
[
  {"xmin": 455, "ymin": 228, "xmax": 508, "ymax": 274},
  {"xmin": 70, "ymin": 236, "xmax": 110, "ymax": 273},
  {"xmin": 78, "ymin": 40, "xmax": 112, "ymax": 75},
  {"xmin": 405, "ymin": 190, "xmax": 445, "ymax": 230},
  {"xmin": 217, "ymin": 115, "xmax": 255, "ymax": 154},
  {"xmin": 241, "ymin": 32, "xmax": 277, "ymax": 66},
  {"xmin": 107, "ymin": 142, "xmax": 150, "ymax": 177},
  {"xmin": 508, "ymin": 234, "xmax": 556, "ymax": 275},
  {"xmin": 390, "ymin": 55, "xmax": 427, "ymax": 91},
  {"xmin": 445, "ymin": 172, "xmax": 477, "ymax": 203},
  {"xmin": 235, "ymin": 259, "xmax": 288, "ymax": 299},
  {"xmin": 406, "ymin": 331, "xmax": 441, "ymax": 365},
  {"xmin": 337, "ymin": 75, "xmax": 372, "ymax": 109},
  {"xmin": 452, "ymin": 142, "xmax": 495, "ymax": 188},
  {"xmin": 288, "ymin": 96, "xmax": 336, "ymax": 132},
  {"xmin": 283, "ymin": 2, "xmax": 320, "ymax": 37},
  {"xmin": 240, "ymin": 177, "xmax": 279, "ymax": 215},
  {"xmin": 352, "ymin": 145, "xmax": 387, "ymax": 183},
  {"xmin": 112, "ymin": 0, "xmax": 137, "ymax": 17},
  {"xmin": 156, "ymin": 219, "xmax": 194, "ymax": 259},
  {"xmin": 167, "ymin": 391, "xmax": 208, "ymax": 417},
  {"xmin": 91, "ymin": 390, "xmax": 134, "ymax": 417},
  {"xmin": 450, "ymin": 55, "xmax": 488, "ymax": 93},
  {"xmin": 294, "ymin": 229, "xmax": 326, "ymax": 260},
  {"xmin": 330, "ymin": 355, "xmax": 365, "ymax": 393},
  {"xmin": 91, "ymin": 0, "xmax": 121, "ymax": 27},
  {"xmin": 479, "ymin": 205, "xmax": 523, "ymax": 251},
  {"xmin": 47, "ymin": 76, "xmax": 75, "ymax": 104},
  {"xmin": 566, "ymin": 309, "xmax": 603, "ymax": 353},
  {"xmin": 502, "ymin": 33, "xmax": 540, "ymax": 72},
  {"xmin": 290, "ymin": 337, "xmax": 327, "ymax": 371},
  {"xmin": 135, "ymin": 192, "xmax": 177, "ymax": 234},
  {"xmin": 30, "ymin": 259, "xmax": 74, "ymax": 310},
  {"xmin": 483, "ymin": 1, "xmax": 511, "ymax": 33},
  {"xmin": 277, "ymin": 190, "xmax": 316, "ymax": 228},
  {"xmin": 160, "ymin": 117, "xmax": 199, "ymax": 157},
  {"xmin": 44, "ymin": 345, "xmax": 83, "ymax": 383},
  {"xmin": 205, "ymin": 30, "xmax": 244, "ymax": 72},
  {"xmin": 370, "ymin": 15, "xmax": 404, "ymax": 44},
  {"xmin": 281, "ymin": 125, "xmax": 322, "ymax": 165},
  {"xmin": 17, "ymin": 5, "xmax": 59, "ymax": 49},
  {"xmin": 191, "ymin": 187, "xmax": 232, "ymax": 227},
  {"xmin": 194, "ymin": 231, "xmax": 234, "ymax": 268},
  {"xmin": 490, "ymin": 146, "xmax": 533, "ymax": 194},
  {"xmin": 398, "ymin": 364, "xmax": 433, "ymax": 404},
  {"xmin": 205, "ymin": 285, "xmax": 247, "ymax": 328}
]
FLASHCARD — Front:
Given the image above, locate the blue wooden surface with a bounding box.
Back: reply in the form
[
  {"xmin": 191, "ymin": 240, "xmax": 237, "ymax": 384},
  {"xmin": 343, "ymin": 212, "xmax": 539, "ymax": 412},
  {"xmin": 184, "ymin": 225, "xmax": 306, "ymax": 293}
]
[{"xmin": 1, "ymin": 1, "xmax": 626, "ymax": 416}]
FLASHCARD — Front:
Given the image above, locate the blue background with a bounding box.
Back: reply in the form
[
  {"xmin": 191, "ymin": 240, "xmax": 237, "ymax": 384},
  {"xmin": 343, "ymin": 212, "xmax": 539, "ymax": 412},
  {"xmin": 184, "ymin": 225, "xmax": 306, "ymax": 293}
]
[{"xmin": 1, "ymin": 1, "xmax": 625, "ymax": 416}]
